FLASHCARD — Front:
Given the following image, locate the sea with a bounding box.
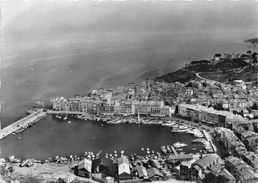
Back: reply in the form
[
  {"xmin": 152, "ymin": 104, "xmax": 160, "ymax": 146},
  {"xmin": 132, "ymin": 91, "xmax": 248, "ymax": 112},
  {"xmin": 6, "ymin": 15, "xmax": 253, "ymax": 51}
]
[{"xmin": 0, "ymin": 30, "xmax": 256, "ymax": 160}]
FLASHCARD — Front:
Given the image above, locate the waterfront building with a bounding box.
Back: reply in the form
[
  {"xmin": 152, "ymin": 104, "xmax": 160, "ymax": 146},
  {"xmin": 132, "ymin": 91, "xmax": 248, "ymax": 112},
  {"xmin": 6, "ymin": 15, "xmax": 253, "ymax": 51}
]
[
  {"xmin": 225, "ymin": 156, "xmax": 258, "ymax": 183},
  {"xmin": 92, "ymin": 158, "xmax": 116, "ymax": 177},
  {"xmin": 117, "ymin": 156, "xmax": 131, "ymax": 181},
  {"xmin": 179, "ymin": 159, "xmax": 196, "ymax": 180},
  {"xmin": 135, "ymin": 165, "xmax": 148, "ymax": 179},
  {"xmin": 132, "ymin": 101, "xmax": 149, "ymax": 116},
  {"xmin": 193, "ymin": 154, "xmax": 222, "ymax": 175},
  {"xmin": 68, "ymin": 97, "xmax": 81, "ymax": 112},
  {"xmin": 146, "ymin": 167, "xmax": 164, "ymax": 181},
  {"xmin": 177, "ymin": 103, "xmax": 226, "ymax": 126},
  {"xmin": 179, "ymin": 154, "xmax": 235, "ymax": 182},
  {"xmin": 178, "ymin": 103, "xmax": 254, "ymax": 130},
  {"xmin": 74, "ymin": 158, "xmax": 92, "ymax": 178},
  {"xmin": 52, "ymin": 97, "xmax": 69, "ymax": 111},
  {"xmin": 120, "ymin": 100, "xmax": 133, "ymax": 115}
]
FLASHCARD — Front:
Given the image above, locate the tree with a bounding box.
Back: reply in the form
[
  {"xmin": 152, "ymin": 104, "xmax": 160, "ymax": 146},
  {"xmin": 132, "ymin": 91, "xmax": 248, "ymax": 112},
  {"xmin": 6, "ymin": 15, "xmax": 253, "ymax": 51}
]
[{"xmin": 214, "ymin": 53, "xmax": 222, "ymax": 57}]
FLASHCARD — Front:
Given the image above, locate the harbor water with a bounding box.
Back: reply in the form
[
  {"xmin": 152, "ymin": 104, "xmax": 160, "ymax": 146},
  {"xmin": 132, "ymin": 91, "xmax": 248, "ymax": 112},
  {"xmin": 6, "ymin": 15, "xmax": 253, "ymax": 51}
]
[{"xmin": 0, "ymin": 115, "xmax": 203, "ymax": 160}]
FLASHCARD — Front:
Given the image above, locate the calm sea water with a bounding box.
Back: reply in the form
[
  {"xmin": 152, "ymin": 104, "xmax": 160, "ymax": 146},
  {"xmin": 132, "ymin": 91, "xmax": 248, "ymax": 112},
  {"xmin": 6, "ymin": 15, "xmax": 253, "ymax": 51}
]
[
  {"xmin": 0, "ymin": 30, "xmax": 255, "ymax": 159},
  {"xmin": 0, "ymin": 115, "xmax": 202, "ymax": 160}
]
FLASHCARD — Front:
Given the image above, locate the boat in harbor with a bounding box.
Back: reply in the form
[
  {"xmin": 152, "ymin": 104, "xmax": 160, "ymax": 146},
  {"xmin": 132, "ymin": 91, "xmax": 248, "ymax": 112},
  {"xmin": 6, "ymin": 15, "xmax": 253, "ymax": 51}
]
[
  {"xmin": 161, "ymin": 146, "xmax": 167, "ymax": 154},
  {"xmin": 166, "ymin": 145, "xmax": 172, "ymax": 153},
  {"xmin": 173, "ymin": 142, "xmax": 187, "ymax": 148},
  {"xmin": 191, "ymin": 139, "xmax": 204, "ymax": 143}
]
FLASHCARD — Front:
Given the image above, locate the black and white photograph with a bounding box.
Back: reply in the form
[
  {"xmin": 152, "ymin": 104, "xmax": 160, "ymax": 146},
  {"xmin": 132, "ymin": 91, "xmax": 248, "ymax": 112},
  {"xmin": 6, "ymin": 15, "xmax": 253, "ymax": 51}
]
[{"xmin": 0, "ymin": 0, "xmax": 258, "ymax": 182}]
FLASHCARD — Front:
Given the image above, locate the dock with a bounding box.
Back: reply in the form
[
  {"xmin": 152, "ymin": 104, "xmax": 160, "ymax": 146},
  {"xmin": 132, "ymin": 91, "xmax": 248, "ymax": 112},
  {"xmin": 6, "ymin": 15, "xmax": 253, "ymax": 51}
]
[
  {"xmin": 0, "ymin": 110, "xmax": 47, "ymax": 140},
  {"xmin": 202, "ymin": 130, "xmax": 217, "ymax": 153},
  {"xmin": 171, "ymin": 146, "xmax": 178, "ymax": 156}
]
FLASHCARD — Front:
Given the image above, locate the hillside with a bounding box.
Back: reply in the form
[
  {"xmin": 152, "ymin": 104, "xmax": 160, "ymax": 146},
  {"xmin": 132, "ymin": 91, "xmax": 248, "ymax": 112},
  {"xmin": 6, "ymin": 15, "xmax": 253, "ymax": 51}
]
[
  {"xmin": 155, "ymin": 58, "xmax": 253, "ymax": 83},
  {"xmin": 233, "ymin": 66, "xmax": 258, "ymax": 81},
  {"xmin": 155, "ymin": 69, "xmax": 196, "ymax": 83}
]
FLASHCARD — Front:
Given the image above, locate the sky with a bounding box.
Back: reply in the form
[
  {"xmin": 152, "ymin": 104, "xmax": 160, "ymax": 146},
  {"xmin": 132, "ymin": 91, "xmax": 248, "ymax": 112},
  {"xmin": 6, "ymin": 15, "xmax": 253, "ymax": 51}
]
[{"xmin": 1, "ymin": 0, "xmax": 258, "ymax": 40}]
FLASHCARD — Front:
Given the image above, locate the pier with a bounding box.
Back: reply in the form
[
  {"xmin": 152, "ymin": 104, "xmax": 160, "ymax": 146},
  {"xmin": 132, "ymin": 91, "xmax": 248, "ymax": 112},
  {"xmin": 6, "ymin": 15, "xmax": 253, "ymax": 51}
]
[
  {"xmin": 0, "ymin": 110, "xmax": 47, "ymax": 140},
  {"xmin": 171, "ymin": 146, "xmax": 178, "ymax": 156}
]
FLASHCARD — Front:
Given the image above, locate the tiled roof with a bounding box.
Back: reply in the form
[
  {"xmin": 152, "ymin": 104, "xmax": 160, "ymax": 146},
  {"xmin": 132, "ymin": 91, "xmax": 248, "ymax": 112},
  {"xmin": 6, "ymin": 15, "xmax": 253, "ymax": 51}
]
[{"xmin": 194, "ymin": 154, "xmax": 219, "ymax": 169}]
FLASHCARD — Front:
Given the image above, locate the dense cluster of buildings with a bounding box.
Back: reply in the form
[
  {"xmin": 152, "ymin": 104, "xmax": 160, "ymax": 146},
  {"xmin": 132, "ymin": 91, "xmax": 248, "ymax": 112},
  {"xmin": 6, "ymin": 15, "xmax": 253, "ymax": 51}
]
[
  {"xmin": 71, "ymin": 155, "xmax": 169, "ymax": 183},
  {"xmin": 52, "ymin": 96, "xmax": 173, "ymax": 117},
  {"xmin": 179, "ymin": 153, "xmax": 236, "ymax": 183},
  {"xmin": 51, "ymin": 80, "xmax": 174, "ymax": 117},
  {"xmin": 214, "ymin": 127, "xmax": 258, "ymax": 182},
  {"xmin": 176, "ymin": 103, "xmax": 254, "ymax": 131},
  {"xmin": 47, "ymin": 52, "xmax": 258, "ymax": 183}
]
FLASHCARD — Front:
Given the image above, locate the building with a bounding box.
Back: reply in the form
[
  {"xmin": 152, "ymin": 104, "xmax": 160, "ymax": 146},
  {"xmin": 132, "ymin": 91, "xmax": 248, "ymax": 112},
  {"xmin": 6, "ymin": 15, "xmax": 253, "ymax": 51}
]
[
  {"xmin": 117, "ymin": 156, "xmax": 131, "ymax": 181},
  {"xmin": 146, "ymin": 167, "xmax": 164, "ymax": 181},
  {"xmin": 214, "ymin": 127, "xmax": 247, "ymax": 156},
  {"xmin": 179, "ymin": 159, "xmax": 196, "ymax": 180},
  {"xmin": 240, "ymin": 131, "xmax": 258, "ymax": 150},
  {"xmin": 68, "ymin": 97, "xmax": 82, "ymax": 112},
  {"xmin": 234, "ymin": 80, "xmax": 246, "ymax": 90},
  {"xmin": 178, "ymin": 103, "xmax": 253, "ymax": 130},
  {"xmin": 177, "ymin": 104, "xmax": 226, "ymax": 127},
  {"xmin": 193, "ymin": 154, "xmax": 222, "ymax": 174},
  {"xmin": 92, "ymin": 158, "xmax": 116, "ymax": 177},
  {"xmin": 52, "ymin": 97, "xmax": 69, "ymax": 111},
  {"xmin": 225, "ymin": 156, "xmax": 258, "ymax": 183},
  {"xmin": 74, "ymin": 158, "xmax": 92, "ymax": 178},
  {"xmin": 136, "ymin": 165, "xmax": 148, "ymax": 179}
]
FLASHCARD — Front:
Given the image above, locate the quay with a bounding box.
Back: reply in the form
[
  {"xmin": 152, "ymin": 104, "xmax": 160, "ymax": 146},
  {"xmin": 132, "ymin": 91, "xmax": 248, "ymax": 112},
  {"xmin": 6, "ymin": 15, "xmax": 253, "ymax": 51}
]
[
  {"xmin": 0, "ymin": 110, "xmax": 47, "ymax": 140},
  {"xmin": 202, "ymin": 130, "xmax": 217, "ymax": 153},
  {"xmin": 46, "ymin": 110, "xmax": 84, "ymax": 115}
]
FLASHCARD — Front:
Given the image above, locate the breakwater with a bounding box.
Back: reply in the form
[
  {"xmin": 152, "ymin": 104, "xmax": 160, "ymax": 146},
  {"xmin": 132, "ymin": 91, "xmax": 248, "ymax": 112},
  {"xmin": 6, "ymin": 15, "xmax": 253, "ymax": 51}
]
[{"xmin": 0, "ymin": 110, "xmax": 47, "ymax": 140}]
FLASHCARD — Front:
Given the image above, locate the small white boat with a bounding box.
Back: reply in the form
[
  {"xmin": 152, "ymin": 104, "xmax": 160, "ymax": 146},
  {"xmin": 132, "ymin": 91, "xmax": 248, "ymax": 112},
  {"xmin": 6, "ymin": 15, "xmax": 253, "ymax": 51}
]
[
  {"xmin": 173, "ymin": 142, "xmax": 187, "ymax": 148},
  {"xmin": 68, "ymin": 121, "xmax": 71, "ymax": 124},
  {"xmin": 64, "ymin": 117, "xmax": 67, "ymax": 120}
]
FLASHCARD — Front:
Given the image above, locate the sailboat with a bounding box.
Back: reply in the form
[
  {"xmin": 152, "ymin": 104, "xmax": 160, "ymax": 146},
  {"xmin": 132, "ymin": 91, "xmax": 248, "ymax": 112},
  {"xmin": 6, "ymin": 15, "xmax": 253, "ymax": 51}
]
[{"xmin": 137, "ymin": 109, "xmax": 141, "ymax": 123}]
